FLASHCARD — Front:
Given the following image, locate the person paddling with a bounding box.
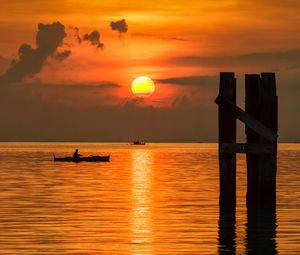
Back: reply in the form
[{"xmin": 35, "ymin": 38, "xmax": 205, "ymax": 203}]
[{"xmin": 73, "ymin": 149, "xmax": 82, "ymax": 159}]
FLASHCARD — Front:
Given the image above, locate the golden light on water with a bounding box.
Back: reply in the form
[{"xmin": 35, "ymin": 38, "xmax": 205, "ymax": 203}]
[
  {"xmin": 131, "ymin": 76, "xmax": 155, "ymax": 97},
  {"xmin": 131, "ymin": 150, "xmax": 153, "ymax": 254}
]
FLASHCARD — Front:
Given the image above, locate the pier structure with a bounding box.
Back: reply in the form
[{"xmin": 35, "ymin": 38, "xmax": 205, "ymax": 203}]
[{"xmin": 215, "ymin": 72, "xmax": 278, "ymax": 208}]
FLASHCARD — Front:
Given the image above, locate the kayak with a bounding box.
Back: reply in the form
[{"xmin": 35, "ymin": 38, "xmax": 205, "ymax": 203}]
[{"xmin": 53, "ymin": 154, "xmax": 110, "ymax": 162}]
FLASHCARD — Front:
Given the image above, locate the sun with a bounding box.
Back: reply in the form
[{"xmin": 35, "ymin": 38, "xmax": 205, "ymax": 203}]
[{"xmin": 131, "ymin": 76, "xmax": 155, "ymax": 97}]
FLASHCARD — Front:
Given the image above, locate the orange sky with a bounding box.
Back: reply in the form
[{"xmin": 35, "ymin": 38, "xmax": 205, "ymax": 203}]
[
  {"xmin": 0, "ymin": 0, "xmax": 300, "ymax": 140},
  {"xmin": 1, "ymin": 1, "xmax": 299, "ymax": 96}
]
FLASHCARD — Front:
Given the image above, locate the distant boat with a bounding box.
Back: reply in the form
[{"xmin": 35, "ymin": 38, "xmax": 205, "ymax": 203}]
[
  {"xmin": 53, "ymin": 154, "xmax": 110, "ymax": 162},
  {"xmin": 131, "ymin": 140, "xmax": 146, "ymax": 145}
]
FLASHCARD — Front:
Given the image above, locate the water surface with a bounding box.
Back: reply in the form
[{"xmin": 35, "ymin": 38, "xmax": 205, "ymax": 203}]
[{"xmin": 0, "ymin": 143, "xmax": 299, "ymax": 254}]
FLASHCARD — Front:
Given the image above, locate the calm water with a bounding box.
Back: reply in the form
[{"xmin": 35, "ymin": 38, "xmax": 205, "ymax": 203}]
[{"xmin": 0, "ymin": 143, "xmax": 299, "ymax": 254}]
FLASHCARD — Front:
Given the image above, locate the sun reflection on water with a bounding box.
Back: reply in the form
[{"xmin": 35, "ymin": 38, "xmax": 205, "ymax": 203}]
[{"xmin": 131, "ymin": 150, "xmax": 153, "ymax": 255}]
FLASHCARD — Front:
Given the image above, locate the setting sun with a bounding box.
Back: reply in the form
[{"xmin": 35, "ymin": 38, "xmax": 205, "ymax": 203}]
[{"xmin": 131, "ymin": 76, "xmax": 155, "ymax": 97}]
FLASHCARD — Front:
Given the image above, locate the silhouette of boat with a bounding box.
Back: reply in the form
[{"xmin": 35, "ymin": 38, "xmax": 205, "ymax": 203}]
[
  {"xmin": 131, "ymin": 140, "xmax": 146, "ymax": 145},
  {"xmin": 53, "ymin": 154, "xmax": 110, "ymax": 162}
]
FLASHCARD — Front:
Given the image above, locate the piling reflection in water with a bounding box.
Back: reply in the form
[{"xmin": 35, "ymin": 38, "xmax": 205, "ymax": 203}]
[
  {"xmin": 130, "ymin": 150, "xmax": 153, "ymax": 255},
  {"xmin": 218, "ymin": 206, "xmax": 236, "ymax": 254},
  {"xmin": 218, "ymin": 204, "xmax": 278, "ymax": 255},
  {"xmin": 246, "ymin": 206, "xmax": 277, "ymax": 255},
  {"xmin": 218, "ymin": 204, "xmax": 277, "ymax": 255}
]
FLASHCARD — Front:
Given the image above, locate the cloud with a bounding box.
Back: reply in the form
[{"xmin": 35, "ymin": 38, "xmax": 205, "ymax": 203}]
[
  {"xmin": 0, "ymin": 56, "xmax": 10, "ymax": 75},
  {"xmin": 39, "ymin": 82, "xmax": 120, "ymax": 91},
  {"xmin": 0, "ymin": 75, "xmax": 219, "ymax": 142},
  {"xmin": 0, "ymin": 22, "xmax": 68, "ymax": 84},
  {"xmin": 0, "ymin": 72, "xmax": 299, "ymax": 142},
  {"xmin": 70, "ymin": 26, "xmax": 105, "ymax": 49},
  {"xmin": 0, "ymin": 80, "xmax": 121, "ymax": 111},
  {"xmin": 172, "ymin": 95, "xmax": 190, "ymax": 108},
  {"xmin": 83, "ymin": 31, "xmax": 104, "ymax": 49},
  {"xmin": 0, "ymin": 97, "xmax": 218, "ymax": 142},
  {"xmin": 0, "ymin": 22, "xmax": 107, "ymax": 85},
  {"xmin": 122, "ymin": 97, "xmax": 144, "ymax": 109},
  {"xmin": 131, "ymin": 32, "xmax": 186, "ymax": 42},
  {"xmin": 55, "ymin": 50, "xmax": 71, "ymax": 61},
  {"xmin": 169, "ymin": 50, "xmax": 300, "ymax": 71},
  {"xmin": 36, "ymin": 22, "xmax": 67, "ymax": 56},
  {"xmin": 169, "ymin": 37, "xmax": 186, "ymax": 41},
  {"xmin": 239, "ymin": 0, "xmax": 300, "ymax": 9},
  {"xmin": 110, "ymin": 19, "xmax": 128, "ymax": 34},
  {"xmin": 157, "ymin": 75, "xmax": 218, "ymax": 87},
  {"xmin": 72, "ymin": 26, "xmax": 82, "ymax": 43},
  {"xmin": 37, "ymin": 83, "xmax": 119, "ymax": 107}
]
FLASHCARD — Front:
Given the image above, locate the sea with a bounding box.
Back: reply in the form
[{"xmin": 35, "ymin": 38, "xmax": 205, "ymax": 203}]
[{"xmin": 0, "ymin": 142, "xmax": 299, "ymax": 254}]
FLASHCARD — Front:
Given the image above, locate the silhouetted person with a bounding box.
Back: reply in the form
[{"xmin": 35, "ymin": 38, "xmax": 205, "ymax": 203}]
[{"xmin": 73, "ymin": 149, "xmax": 82, "ymax": 159}]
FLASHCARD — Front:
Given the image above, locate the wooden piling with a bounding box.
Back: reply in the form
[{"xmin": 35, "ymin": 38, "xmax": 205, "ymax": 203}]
[
  {"xmin": 218, "ymin": 72, "xmax": 236, "ymax": 207},
  {"xmin": 245, "ymin": 74, "xmax": 261, "ymax": 207},
  {"xmin": 245, "ymin": 73, "xmax": 277, "ymax": 207},
  {"xmin": 258, "ymin": 73, "xmax": 277, "ymax": 206}
]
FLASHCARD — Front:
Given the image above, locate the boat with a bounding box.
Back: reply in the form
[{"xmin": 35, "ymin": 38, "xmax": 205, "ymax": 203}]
[
  {"xmin": 131, "ymin": 140, "xmax": 146, "ymax": 145},
  {"xmin": 53, "ymin": 154, "xmax": 110, "ymax": 162}
]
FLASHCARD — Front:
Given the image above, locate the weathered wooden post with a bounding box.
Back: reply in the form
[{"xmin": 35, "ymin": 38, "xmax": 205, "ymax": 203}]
[
  {"xmin": 245, "ymin": 74, "xmax": 261, "ymax": 207},
  {"xmin": 246, "ymin": 73, "xmax": 278, "ymax": 207},
  {"xmin": 218, "ymin": 72, "xmax": 236, "ymax": 208}
]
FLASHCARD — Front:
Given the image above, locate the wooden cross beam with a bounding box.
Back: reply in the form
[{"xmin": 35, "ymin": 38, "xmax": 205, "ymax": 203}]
[
  {"xmin": 215, "ymin": 95, "xmax": 278, "ymax": 143},
  {"xmin": 220, "ymin": 143, "xmax": 276, "ymax": 154}
]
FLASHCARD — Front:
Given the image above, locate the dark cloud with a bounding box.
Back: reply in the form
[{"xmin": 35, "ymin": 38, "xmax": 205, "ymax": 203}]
[
  {"xmin": 31, "ymin": 81, "xmax": 120, "ymax": 107},
  {"xmin": 73, "ymin": 26, "xmax": 82, "ymax": 43},
  {"xmin": 36, "ymin": 23, "xmax": 66, "ymax": 56},
  {"xmin": 38, "ymin": 82, "xmax": 120, "ymax": 90},
  {"xmin": 98, "ymin": 82, "xmax": 120, "ymax": 89},
  {"xmin": 0, "ymin": 22, "xmax": 68, "ymax": 84},
  {"xmin": 169, "ymin": 50, "xmax": 300, "ymax": 71},
  {"xmin": 130, "ymin": 32, "xmax": 186, "ymax": 42},
  {"xmin": 110, "ymin": 19, "xmax": 128, "ymax": 34},
  {"xmin": 157, "ymin": 75, "xmax": 218, "ymax": 87},
  {"xmin": 0, "ymin": 72, "xmax": 299, "ymax": 142},
  {"xmin": 55, "ymin": 50, "xmax": 71, "ymax": 61},
  {"xmin": 122, "ymin": 97, "xmax": 144, "ymax": 109},
  {"xmin": 70, "ymin": 26, "xmax": 105, "ymax": 49},
  {"xmin": 172, "ymin": 95, "xmax": 190, "ymax": 108},
  {"xmin": 170, "ymin": 37, "xmax": 186, "ymax": 41},
  {"xmin": 0, "ymin": 79, "xmax": 121, "ymax": 115},
  {"xmin": 83, "ymin": 31, "xmax": 104, "ymax": 49},
  {"xmin": 240, "ymin": 0, "xmax": 300, "ymax": 8},
  {"xmin": 0, "ymin": 98, "xmax": 218, "ymax": 142},
  {"xmin": 0, "ymin": 77, "xmax": 218, "ymax": 142},
  {"xmin": 0, "ymin": 56, "xmax": 10, "ymax": 74}
]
